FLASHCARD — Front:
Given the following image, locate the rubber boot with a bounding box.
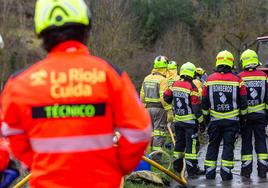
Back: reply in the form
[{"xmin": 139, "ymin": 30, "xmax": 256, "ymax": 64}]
[
  {"xmin": 186, "ymin": 160, "xmax": 198, "ymax": 179},
  {"xmin": 173, "ymin": 158, "xmax": 184, "ymax": 174},
  {"xmin": 241, "ymin": 167, "xmax": 251, "ymax": 178},
  {"xmin": 220, "ymin": 167, "xmax": 233, "ymax": 181},
  {"xmin": 205, "ymin": 166, "xmax": 216, "ymax": 180},
  {"xmin": 258, "ymin": 166, "xmax": 267, "ymax": 178}
]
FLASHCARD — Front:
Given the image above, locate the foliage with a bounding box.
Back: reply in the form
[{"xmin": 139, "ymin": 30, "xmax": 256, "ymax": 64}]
[{"xmin": 131, "ymin": 0, "xmax": 195, "ymax": 46}]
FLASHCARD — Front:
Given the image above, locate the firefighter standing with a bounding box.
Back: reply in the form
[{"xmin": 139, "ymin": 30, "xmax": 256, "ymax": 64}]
[
  {"xmin": 164, "ymin": 62, "xmax": 205, "ymax": 177},
  {"xmin": 166, "ymin": 61, "xmax": 180, "ymax": 123},
  {"xmin": 202, "ymin": 50, "xmax": 248, "ymax": 181},
  {"xmin": 140, "ymin": 56, "xmax": 169, "ymax": 152},
  {"xmin": 0, "ymin": 0, "xmax": 151, "ymax": 187},
  {"xmin": 167, "ymin": 61, "xmax": 180, "ymax": 88},
  {"xmin": 239, "ymin": 49, "xmax": 268, "ymax": 178}
]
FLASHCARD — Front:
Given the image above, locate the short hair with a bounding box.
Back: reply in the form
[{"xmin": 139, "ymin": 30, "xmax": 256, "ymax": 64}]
[{"xmin": 41, "ymin": 25, "xmax": 90, "ymax": 52}]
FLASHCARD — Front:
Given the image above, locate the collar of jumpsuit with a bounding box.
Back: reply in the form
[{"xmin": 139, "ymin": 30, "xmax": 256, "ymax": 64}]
[{"xmin": 49, "ymin": 40, "xmax": 90, "ymax": 56}]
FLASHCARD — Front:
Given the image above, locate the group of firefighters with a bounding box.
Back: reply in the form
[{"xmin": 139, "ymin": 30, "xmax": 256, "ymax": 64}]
[{"xmin": 140, "ymin": 49, "xmax": 268, "ymax": 181}]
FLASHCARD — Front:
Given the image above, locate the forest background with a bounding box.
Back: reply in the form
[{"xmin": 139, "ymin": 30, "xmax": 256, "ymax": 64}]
[{"xmin": 0, "ymin": 0, "xmax": 268, "ymax": 90}]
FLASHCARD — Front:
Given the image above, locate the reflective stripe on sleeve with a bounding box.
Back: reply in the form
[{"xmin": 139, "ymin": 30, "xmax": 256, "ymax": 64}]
[
  {"xmin": 1, "ymin": 122, "xmax": 25, "ymax": 136},
  {"xmin": 30, "ymin": 134, "xmax": 114, "ymax": 153},
  {"xmin": 118, "ymin": 125, "xmax": 152, "ymax": 144}
]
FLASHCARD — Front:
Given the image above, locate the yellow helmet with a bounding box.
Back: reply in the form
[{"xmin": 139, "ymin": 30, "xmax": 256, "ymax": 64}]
[
  {"xmin": 167, "ymin": 61, "xmax": 177, "ymax": 70},
  {"xmin": 154, "ymin": 55, "xmax": 168, "ymax": 69},
  {"xmin": 34, "ymin": 0, "xmax": 91, "ymax": 36},
  {"xmin": 180, "ymin": 62, "xmax": 196, "ymax": 78},
  {"xmin": 216, "ymin": 50, "xmax": 234, "ymax": 68},
  {"xmin": 240, "ymin": 49, "xmax": 259, "ymax": 69}
]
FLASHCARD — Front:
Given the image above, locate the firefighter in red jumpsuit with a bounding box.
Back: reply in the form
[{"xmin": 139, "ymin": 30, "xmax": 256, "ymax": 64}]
[
  {"xmin": 164, "ymin": 62, "xmax": 205, "ymax": 177},
  {"xmin": 202, "ymin": 50, "xmax": 248, "ymax": 181},
  {"xmin": 239, "ymin": 49, "xmax": 268, "ymax": 178}
]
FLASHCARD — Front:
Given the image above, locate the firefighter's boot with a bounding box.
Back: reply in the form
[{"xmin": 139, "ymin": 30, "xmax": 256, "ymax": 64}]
[
  {"xmin": 220, "ymin": 167, "xmax": 233, "ymax": 181},
  {"xmin": 173, "ymin": 158, "xmax": 184, "ymax": 174},
  {"xmin": 258, "ymin": 165, "xmax": 267, "ymax": 178},
  {"xmin": 241, "ymin": 161, "xmax": 252, "ymax": 179}
]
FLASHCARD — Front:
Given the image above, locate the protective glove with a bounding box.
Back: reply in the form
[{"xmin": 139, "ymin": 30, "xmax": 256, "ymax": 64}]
[
  {"xmin": 199, "ymin": 122, "xmax": 206, "ymax": 133},
  {"xmin": 167, "ymin": 110, "xmax": 174, "ymax": 122}
]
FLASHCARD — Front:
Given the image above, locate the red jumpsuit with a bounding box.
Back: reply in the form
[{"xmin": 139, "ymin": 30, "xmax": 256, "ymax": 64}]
[{"xmin": 0, "ymin": 41, "xmax": 151, "ymax": 188}]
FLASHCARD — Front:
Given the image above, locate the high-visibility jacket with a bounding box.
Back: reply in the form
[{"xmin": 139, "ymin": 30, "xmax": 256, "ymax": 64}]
[
  {"xmin": 163, "ymin": 79, "xmax": 203, "ymax": 125},
  {"xmin": 166, "ymin": 69, "xmax": 180, "ymax": 88},
  {"xmin": 202, "ymin": 72, "xmax": 248, "ymax": 122},
  {"xmin": 140, "ymin": 69, "xmax": 170, "ymax": 110},
  {"xmin": 239, "ymin": 69, "xmax": 268, "ymax": 116},
  {"xmin": 193, "ymin": 79, "xmax": 202, "ymax": 95},
  {"xmin": 0, "ymin": 41, "xmax": 151, "ymax": 188}
]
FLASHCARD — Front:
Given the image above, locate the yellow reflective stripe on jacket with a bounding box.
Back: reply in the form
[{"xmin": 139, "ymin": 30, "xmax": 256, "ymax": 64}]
[
  {"xmin": 221, "ymin": 160, "xmax": 234, "ymax": 167},
  {"xmin": 241, "ymin": 154, "xmax": 253, "ymax": 161},
  {"xmin": 210, "ymin": 109, "xmax": 239, "ymax": 119},
  {"xmin": 185, "ymin": 153, "xmax": 197, "ymax": 160},
  {"xmin": 173, "ymin": 151, "xmax": 185, "ymax": 158},
  {"xmin": 202, "ymin": 109, "xmax": 209, "ymax": 115},
  {"xmin": 174, "ymin": 114, "xmax": 196, "ymax": 121},
  {"xmin": 248, "ymin": 103, "xmax": 265, "ymax": 113},
  {"xmin": 206, "ymin": 80, "xmax": 240, "ymax": 86},
  {"xmin": 144, "ymin": 98, "xmax": 161, "ymax": 103},
  {"xmin": 172, "ymin": 87, "xmax": 191, "ymax": 94},
  {"xmin": 242, "ymin": 76, "xmax": 267, "ymax": 81},
  {"xmin": 257, "ymin": 153, "xmax": 268, "ymax": 160},
  {"xmin": 153, "ymin": 130, "xmax": 166, "ymax": 137},
  {"xmin": 266, "ymin": 104, "xmax": 268, "ymax": 110},
  {"xmin": 205, "ymin": 160, "xmax": 217, "ymax": 167}
]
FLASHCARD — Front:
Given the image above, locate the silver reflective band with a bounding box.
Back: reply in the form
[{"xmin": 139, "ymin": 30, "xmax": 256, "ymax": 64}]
[
  {"xmin": 30, "ymin": 134, "xmax": 114, "ymax": 153},
  {"xmin": 242, "ymin": 161, "xmax": 252, "ymax": 168},
  {"xmin": 118, "ymin": 125, "xmax": 152, "ymax": 144},
  {"xmin": 1, "ymin": 122, "xmax": 25, "ymax": 136}
]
